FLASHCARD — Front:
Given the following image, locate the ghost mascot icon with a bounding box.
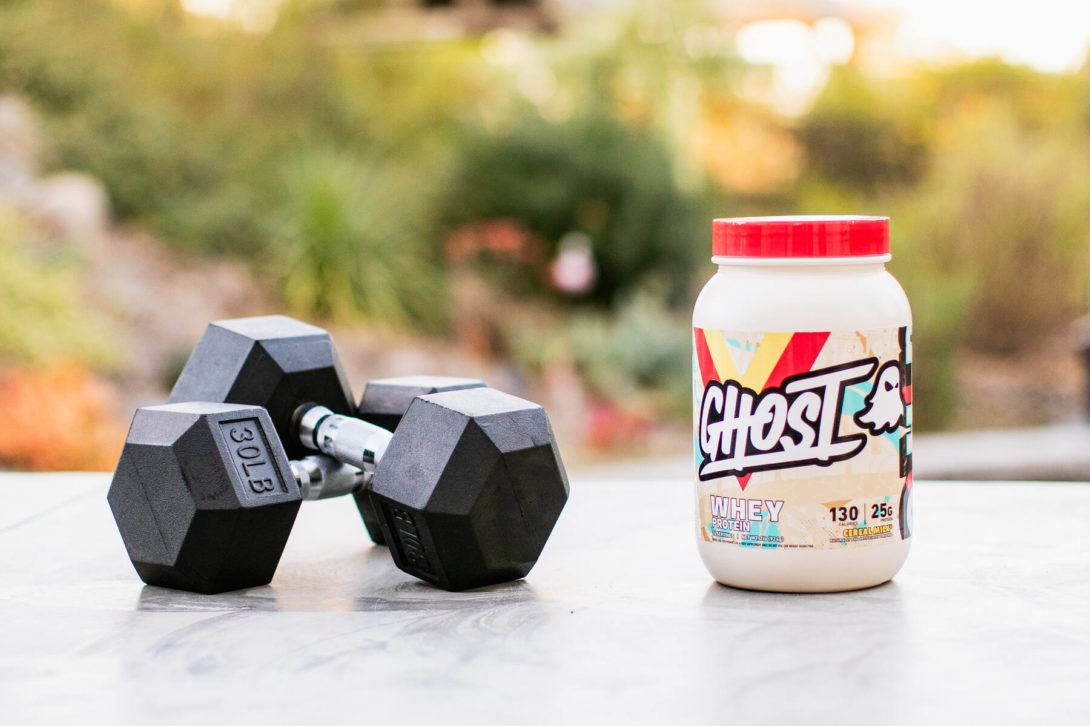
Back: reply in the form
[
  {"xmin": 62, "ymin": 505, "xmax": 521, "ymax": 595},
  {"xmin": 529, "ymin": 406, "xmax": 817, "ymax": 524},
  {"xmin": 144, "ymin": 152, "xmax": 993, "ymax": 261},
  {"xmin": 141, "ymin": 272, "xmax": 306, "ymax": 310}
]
[{"xmin": 854, "ymin": 361, "xmax": 906, "ymax": 435}]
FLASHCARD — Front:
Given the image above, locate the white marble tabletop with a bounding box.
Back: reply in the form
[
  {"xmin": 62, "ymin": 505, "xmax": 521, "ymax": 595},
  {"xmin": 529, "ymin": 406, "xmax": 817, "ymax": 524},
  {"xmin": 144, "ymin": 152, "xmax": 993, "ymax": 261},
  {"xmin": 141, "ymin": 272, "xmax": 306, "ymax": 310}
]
[{"xmin": 1, "ymin": 473, "xmax": 1087, "ymax": 725}]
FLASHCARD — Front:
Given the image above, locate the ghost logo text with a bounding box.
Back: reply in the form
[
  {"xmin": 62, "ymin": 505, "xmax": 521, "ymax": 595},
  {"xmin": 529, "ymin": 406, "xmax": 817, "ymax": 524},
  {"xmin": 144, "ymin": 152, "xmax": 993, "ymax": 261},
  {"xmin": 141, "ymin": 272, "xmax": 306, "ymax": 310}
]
[{"xmin": 698, "ymin": 359, "xmax": 877, "ymax": 480}]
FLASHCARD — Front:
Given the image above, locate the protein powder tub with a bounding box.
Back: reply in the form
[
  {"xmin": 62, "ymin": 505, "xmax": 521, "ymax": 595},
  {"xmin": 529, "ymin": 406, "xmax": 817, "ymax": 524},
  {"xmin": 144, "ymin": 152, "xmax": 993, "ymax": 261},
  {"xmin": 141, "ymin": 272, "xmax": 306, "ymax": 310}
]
[{"xmin": 692, "ymin": 216, "xmax": 912, "ymax": 592}]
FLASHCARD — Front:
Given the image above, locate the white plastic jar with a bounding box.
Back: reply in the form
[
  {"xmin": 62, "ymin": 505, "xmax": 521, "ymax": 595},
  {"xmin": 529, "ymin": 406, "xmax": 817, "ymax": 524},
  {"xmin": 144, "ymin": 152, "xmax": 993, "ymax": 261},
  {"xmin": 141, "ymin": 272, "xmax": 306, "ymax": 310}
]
[{"xmin": 692, "ymin": 216, "xmax": 913, "ymax": 592}]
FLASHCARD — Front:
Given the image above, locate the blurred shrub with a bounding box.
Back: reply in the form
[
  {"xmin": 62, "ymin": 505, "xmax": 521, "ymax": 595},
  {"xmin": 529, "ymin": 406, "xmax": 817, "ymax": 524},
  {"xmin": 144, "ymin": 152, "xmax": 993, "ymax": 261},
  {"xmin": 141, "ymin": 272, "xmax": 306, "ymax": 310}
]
[
  {"xmin": 1, "ymin": 0, "xmax": 496, "ymax": 330},
  {"xmin": 0, "ymin": 210, "xmax": 120, "ymax": 368},
  {"xmin": 799, "ymin": 62, "xmax": 1090, "ymax": 429},
  {"xmin": 509, "ymin": 287, "xmax": 691, "ymax": 415},
  {"xmin": 798, "ymin": 61, "xmax": 1082, "ymax": 197},
  {"xmin": 797, "ymin": 67, "xmax": 925, "ymax": 191},
  {"xmin": 893, "ymin": 274, "xmax": 973, "ymax": 431},
  {"xmin": 0, "ymin": 362, "xmax": 124, "ymax": 471},
  {"xmin": 271, "ymin": 149, "xmax": 446, "ymax": 328},
  {"xmin": 568, "ymin": 288, "xmax": 692, "ymax": 414},
  {"xmin": 1, "ymin": 1, "xmax": 469, "ymax": 232},
  {"xmin": 440, "ymin": 111, "xmax": 706, "ymax": 307},
  {"xmin": 893, "ymin": 109, "xmax": 1090, "ymax": 353},
  {"xmin": 1, "ymin": 0, "xmax": 247, "ymax": 248},
  {"xmin": 889, "ymin": 109, "xmax": 1090, "ymax": 426}
]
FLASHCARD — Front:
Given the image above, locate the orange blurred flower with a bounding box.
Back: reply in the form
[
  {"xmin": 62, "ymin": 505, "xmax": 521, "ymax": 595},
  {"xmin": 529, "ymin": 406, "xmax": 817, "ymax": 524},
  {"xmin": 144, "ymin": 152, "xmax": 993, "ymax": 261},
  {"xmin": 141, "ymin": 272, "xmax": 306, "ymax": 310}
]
[{"xmin": 0, "ymin": 362, "xmax": 125, "ymax": 471}]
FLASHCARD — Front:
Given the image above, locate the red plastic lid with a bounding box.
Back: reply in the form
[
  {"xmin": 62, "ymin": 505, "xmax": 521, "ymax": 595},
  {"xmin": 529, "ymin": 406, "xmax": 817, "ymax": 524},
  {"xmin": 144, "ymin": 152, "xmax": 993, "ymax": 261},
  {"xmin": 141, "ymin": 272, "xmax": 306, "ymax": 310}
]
[{"xmin": 712, "ymin": 215, "xmax": 889, "ymax": 258}]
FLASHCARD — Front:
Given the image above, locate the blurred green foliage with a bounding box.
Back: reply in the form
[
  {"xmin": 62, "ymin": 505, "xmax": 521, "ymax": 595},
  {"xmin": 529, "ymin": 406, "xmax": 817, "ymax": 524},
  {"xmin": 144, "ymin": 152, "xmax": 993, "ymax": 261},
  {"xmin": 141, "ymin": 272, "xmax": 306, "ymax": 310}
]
[
  {"xmin": 894, "ymin": 110, "xmax": 1090, "ymax": 351},
  {"xmin": 442, "ymin": 111, "xmax": 705, "ymax": 306},
  {"xmin": 0, "ymin": 210, "xmax": 120, "ymax": 368},
  {"xmin": 506, "ymin": 286, "xmax": 693, "ymax": 416},
  {"xmin": 568, "ymin": 289, "xmax": 693, "ymax": 416},
  {"xmin": 796, "ymin": 61, "xmax": 1090, "ymax": 426},
  {"xmin": 797, "ymin": 68, "xmax": 926, "ymax": 191},
  {"xmin": 3, "ymin": 1, "xmax": 1090, "ymax": 430},
  {"xmin": 889, "ymin": 114, "xmax": 1090, "ymax": 426},
  {"xmin": 272, "ymin": 148, "xmax": 446, "ymax": 327},
  {"xmin": 0, "ymin": 0, "xmax": 488, "ymax": 329}
]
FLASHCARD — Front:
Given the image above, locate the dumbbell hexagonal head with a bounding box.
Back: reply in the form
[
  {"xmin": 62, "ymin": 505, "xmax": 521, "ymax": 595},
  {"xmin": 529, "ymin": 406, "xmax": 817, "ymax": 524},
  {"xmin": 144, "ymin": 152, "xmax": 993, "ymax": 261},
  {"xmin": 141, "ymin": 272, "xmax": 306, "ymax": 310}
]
[
  {"xmin": 355, "ymin": 375, "xmax": 486, "ymax": 545},
  {"xmin": 357, "ymin": 375, "xmax": 487, "ymax": 432},
  {"xmin": 168, "ymin": 316, "xmax": 355, "ymax": 460},
  {"xmin": 371, "ymin": 388, "xmax": 569, "ymax": 591},
  {"xmin": 107, "ymin": 403, "xmax": 300, "ymax": 594}
]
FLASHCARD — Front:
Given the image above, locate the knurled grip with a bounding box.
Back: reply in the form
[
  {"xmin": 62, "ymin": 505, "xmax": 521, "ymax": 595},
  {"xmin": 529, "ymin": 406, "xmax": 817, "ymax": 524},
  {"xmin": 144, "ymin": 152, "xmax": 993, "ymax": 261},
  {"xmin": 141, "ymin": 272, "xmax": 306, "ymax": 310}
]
[{"xmin": 294, "ymin": 404, "xmax": 393, "ymax": 473}]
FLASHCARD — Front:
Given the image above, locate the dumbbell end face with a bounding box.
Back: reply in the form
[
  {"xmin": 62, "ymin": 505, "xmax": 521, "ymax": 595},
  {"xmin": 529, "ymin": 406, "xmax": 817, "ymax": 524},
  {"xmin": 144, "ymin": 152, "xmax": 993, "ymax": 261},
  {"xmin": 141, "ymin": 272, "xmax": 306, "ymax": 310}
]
[
  {"xmin": 372, "ymin": 389, "xmax": 569, "ymax": 590},
  {"xmin": 353, "ymin": 375, "xmax": 487, "ymax": 545},
  {"xmin": 126, "ymin": 501, "xmax": 300, "ymax": 593},
  {"xmin": 107, "ymin": 402, "xmax": 301, "ymax": 594},
  {"xmin": 372, "ymin": 495, "xmax": 536, "ymax": 591},
  {"xmin": 370, "ymin": 497, "xmax": 449, "ymax": 587}
]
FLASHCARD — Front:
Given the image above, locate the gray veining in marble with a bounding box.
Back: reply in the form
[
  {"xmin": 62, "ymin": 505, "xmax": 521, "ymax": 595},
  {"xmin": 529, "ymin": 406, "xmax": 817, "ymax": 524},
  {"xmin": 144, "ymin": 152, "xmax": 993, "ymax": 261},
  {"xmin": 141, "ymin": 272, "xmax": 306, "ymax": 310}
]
[{"xmin": 1, "ymin": 473, "xmax": 1088, "ymax": 724}]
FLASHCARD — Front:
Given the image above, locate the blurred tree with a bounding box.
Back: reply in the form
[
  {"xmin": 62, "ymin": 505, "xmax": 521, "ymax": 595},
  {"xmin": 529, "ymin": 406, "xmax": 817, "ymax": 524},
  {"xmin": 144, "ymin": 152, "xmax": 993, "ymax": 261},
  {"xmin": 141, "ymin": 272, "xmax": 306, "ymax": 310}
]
[
  {"xmin": 440, "ymin": 110, "xmax": 705, "ymax": 307},
  {"xmin": 798, "ymin": 67, "xmax": 925, "ymax": 191},
  {"xmin": 894, "ymin": 109, "xmax": 1090, "ymax": 355}
]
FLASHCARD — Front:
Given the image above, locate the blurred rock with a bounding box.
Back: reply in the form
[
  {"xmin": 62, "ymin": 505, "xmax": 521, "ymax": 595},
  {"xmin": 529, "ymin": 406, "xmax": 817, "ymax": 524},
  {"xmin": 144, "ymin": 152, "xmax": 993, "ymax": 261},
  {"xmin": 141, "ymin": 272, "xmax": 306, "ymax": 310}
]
[
  {"xmin": 84, "ymin": 227, "xmax": 273, "ymax": 410},
  {"xmin": 0, "ymin": 95, "xmax": 110, "ymax": 247},
  {"xmin": 0, "ymin": 94, "xmax": 40, "ymax": 191},
  {"xmin": 24, "ymin": 172, "xmax": 111, "ymax": 246}
]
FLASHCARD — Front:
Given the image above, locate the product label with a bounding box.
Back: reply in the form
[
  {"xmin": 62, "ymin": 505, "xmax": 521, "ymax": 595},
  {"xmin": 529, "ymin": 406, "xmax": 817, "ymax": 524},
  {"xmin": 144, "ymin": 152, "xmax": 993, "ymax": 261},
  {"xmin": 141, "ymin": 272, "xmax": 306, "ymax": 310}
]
[{"xmin": 693, "ymin": 327, "xmax": 913, "ymax": 549}]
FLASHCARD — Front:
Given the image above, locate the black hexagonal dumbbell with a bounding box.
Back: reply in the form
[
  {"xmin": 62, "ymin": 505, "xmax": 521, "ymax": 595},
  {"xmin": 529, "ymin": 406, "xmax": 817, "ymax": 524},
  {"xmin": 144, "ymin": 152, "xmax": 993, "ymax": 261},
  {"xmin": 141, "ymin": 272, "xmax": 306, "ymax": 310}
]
[
  {"xmin": 167, "ymin": 316, "xmax": 493, "ymax": 546},
  {"xmin": 109, "ymin": 390, "xmax": 570, "ymax": 592},
  {"xmin": 107, "ymin": 402, "xmax": 367, "ymax": 594},
  {"xmin": 354, "ymin": 376, "xmax": 486, "ymax": 545},
  {"xmin": 136, "ymin": 315, "xmax": 569, "ymax": 592},
  {"xmin": 293, "ymin": 387, "xmax": 569, "ymax": 591}
]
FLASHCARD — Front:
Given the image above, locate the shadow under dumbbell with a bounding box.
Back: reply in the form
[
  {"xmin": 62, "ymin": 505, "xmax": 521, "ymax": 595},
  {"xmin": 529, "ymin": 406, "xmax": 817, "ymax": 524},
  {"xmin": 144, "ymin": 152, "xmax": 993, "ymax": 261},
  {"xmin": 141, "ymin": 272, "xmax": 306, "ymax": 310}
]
[{"xmin": 135, "ymin": 568, "xmax": 539, "ymax": 613}]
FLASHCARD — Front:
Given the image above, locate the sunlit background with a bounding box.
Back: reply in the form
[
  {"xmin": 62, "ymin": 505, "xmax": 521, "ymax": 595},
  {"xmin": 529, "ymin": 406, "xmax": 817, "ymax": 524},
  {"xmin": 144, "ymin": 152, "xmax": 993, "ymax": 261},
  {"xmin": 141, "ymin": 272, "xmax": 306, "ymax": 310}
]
[{"xmin": 2, "ymin": 0, "xmax": 1090, "ymax": 470}]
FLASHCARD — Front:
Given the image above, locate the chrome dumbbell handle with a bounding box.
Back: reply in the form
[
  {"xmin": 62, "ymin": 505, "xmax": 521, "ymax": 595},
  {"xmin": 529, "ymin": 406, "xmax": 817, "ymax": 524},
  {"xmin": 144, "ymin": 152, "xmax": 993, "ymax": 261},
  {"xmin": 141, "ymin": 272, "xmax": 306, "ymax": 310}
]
[
  {"xmin": 289, "ymin": 455, "xmax": 369, "ymax": 501},
  {"xmin": 294, "ymin": 404, "xmax": 394, "ymax": 474}
]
